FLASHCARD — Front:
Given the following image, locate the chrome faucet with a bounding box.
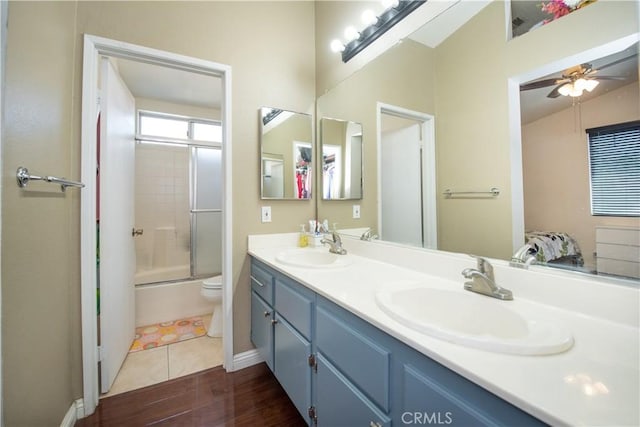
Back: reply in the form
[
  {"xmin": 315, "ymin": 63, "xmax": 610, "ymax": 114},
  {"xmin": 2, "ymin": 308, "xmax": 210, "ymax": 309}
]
[
  {"xmin": 510, "ymin": 244, "xmax": 537, "ymax": 268},
  {"xmin": 360, "ymin": 228, "xmax": 378, "ymax": 241},
  {"xmin": 321, "ymin": 231, "xmax": 347, "ymax": 255},
  {"xmin": 461, "ymin": 255, "xmax": 513, "ymax": 300}
]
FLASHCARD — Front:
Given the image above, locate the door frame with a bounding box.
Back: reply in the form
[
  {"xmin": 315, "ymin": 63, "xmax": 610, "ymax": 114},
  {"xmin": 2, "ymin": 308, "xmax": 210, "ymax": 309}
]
[
  {"xmin": 80, "ymin": 34, "xmax": 233, "ymax": 416},
  {"xmin": 376, "ymin": 102, "xmax": 437, "ymax": 249}
]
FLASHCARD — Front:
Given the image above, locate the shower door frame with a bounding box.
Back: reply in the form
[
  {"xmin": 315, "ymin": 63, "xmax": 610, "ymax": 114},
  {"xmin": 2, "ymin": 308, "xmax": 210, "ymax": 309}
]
[{"xmin": 80, "ymin": 34, "xmax": 233, "ymax": 417}]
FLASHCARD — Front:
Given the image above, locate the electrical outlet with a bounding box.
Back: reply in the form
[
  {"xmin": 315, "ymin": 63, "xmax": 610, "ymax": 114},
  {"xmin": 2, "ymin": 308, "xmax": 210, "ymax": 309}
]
[
  {"xmin": 352, "ymin": 204, "xmax": 361, "ymax": 219},
  {"xmin": 261, "ymin": 206, "xmax": 272, "ymax": 223}
]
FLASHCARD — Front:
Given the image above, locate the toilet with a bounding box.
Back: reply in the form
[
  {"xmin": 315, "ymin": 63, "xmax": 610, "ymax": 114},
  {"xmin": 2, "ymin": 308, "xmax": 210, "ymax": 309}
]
[{"xmin": 201, "ymin": 276, "xmax": 223, "ymax": 337}]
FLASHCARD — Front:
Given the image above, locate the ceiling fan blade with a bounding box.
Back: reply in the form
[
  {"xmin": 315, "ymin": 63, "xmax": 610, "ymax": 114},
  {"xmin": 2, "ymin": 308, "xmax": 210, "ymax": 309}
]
[
  {"xmin": 596, "ymin": 54, "xmax": 637, "ymax": 71},
  {"xmin": 547, "ymin": 83, "xmax": 566, "ymax": 98},
  {"xmin": 521, "ymin": 78, "xmax": 567, "ymax": 91},
  {"xmin": 595, "ymin": 76, "xmax": 628, "ymax": 81}
]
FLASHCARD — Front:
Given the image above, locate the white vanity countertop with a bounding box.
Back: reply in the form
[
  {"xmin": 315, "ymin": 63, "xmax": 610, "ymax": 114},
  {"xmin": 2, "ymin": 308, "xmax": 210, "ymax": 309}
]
[{"xmin": 248, "ymin": 233, "xmax": 640, "ymax": 427}]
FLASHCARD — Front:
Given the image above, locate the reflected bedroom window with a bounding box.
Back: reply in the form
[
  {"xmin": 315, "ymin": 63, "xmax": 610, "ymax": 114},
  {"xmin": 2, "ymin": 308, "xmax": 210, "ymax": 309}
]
[{"xmin": 587, "ymin": 120, "xmax": 640, "ymax": 217}]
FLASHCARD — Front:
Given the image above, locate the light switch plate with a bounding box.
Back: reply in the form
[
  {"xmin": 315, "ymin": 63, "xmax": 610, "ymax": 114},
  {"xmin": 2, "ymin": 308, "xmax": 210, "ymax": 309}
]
[
  {"xmin": 353, "ymin": 204, "xmax": 361, "ymax": 219},
  {"xmin": 261, "ymin": 206, "xmax": 272, "ymax": 223}
]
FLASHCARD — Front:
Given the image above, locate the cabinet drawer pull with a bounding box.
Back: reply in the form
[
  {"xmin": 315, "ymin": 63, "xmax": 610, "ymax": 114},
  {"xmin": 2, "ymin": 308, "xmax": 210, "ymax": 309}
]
[
  {"xmin": 370, "ymin": 422, "xmax": 382, "ymax": 427},
  {"xmin": 250, "ymin": 275, "xmax": 264, "ymax": 287},
  {"xmin": 271, "ymin": 319, "xmax": 279, "ymax": 325},
  {"xmin": 263, "ymin": 311, "xmax": 271, "ymax": 317}
]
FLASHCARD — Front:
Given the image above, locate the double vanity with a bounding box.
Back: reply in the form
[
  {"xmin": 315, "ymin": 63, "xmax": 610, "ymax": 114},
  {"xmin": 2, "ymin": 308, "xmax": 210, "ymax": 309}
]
[{"xmin": 249, "ymin": 233, "xmax": 639, "ymax": 426}]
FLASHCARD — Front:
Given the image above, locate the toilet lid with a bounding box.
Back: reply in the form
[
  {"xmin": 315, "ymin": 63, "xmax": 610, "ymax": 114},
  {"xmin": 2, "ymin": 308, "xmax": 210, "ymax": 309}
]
[{"xmin": 203, "ymin": 277, "xmax": 222, "ymax": 289}]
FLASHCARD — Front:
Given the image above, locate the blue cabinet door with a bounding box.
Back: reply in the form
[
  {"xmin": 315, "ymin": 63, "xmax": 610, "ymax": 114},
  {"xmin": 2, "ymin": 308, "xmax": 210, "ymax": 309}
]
[
  {"xmin": 315, "ymin": 353, "xmax": 391, "ymax": 427},
  {"xmin": 274, "ymin": 313, "xmax": 312, "ymax": 425},
  {"xmin": 395, "ymin": 349, "xmax": 546, "ymax": 427},
  {"xmin": 250, "ymin": 291, "xmax": 274, "ymax": 370}
]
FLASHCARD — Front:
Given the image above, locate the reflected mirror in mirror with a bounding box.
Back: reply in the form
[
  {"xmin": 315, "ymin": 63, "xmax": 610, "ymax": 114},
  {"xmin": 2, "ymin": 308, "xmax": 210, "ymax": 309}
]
[
  {"xmin": 260, "ymin": 107, "xmax": 313, "ymax": 200},
  {"xmin": 320, "ymin": 117, "xmax": 363, "ymax": 200}
]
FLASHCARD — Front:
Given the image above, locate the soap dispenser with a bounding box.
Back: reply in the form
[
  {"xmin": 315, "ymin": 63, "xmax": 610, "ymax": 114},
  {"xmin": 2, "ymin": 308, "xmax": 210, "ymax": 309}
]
[{"xmin": 298, "ymin": 224, "xmax": 309, "ymax": 247}]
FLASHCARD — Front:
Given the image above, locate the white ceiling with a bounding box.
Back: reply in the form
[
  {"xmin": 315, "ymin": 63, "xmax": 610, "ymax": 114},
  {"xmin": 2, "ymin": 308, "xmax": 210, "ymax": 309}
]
[{"xmin": 114, "ymin": 57, "xmax": 222, "ymax": 110}]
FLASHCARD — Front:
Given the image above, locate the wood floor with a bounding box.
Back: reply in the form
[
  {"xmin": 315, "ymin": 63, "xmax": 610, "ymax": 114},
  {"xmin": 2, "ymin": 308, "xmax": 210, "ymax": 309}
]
[{"xmin": 76, "ymin": 363, "xmax": 306, "ymax": 426}]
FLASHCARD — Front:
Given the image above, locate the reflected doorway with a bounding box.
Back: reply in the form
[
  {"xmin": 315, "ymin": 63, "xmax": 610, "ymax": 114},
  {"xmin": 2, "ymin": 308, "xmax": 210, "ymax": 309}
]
[{"xmin": 377, "ymin": 103, "xmax": 437, "ymax": 249}]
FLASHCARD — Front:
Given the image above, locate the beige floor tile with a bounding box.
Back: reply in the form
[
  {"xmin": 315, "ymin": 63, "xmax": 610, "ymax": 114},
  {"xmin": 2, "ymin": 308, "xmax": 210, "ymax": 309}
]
[
  {"xmin": 168, "ymin": 336, "xmax": 223, "ymax": 379},
  {"xmin": 102, "ymin": 346, "xmax": 168, "ymax": 398},
  {"xmin": 201, "ymin": 313, "xmax": 213, "ymax": 333}
]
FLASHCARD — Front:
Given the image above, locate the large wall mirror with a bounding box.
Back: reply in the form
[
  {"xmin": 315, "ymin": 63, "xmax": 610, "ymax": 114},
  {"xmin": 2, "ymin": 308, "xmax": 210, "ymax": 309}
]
[
  {"xmin": 320, "ymin": 117, "xmax": 363, "ymax": 200},
  {"xmin": 315, "ymin": 1, "xmax": 639, "ymax": 283},
  {"xmin": 260, "ymin": 107, "xmax": 313, "ymax": 200}
]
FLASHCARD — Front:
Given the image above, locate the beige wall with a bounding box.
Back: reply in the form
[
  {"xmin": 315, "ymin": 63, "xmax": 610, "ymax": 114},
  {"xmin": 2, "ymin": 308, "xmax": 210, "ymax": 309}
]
[
  {"xmin": 2, "ymin": 1, "xmax": 315, "ymax": 424},
  {"xmin": 435, "ymin": 0, "xmax": 638, "ymax": 259},
  {"xmin": 316, "ymin": 40, "xmax": 436, "ymax": 229},
  {"xmin": 3, "ymin": 2, "xmax": 79, "ymax": 425},
  {"xmin": 522, "ymin": 82, "xmax": 639, "ymax": 271}
]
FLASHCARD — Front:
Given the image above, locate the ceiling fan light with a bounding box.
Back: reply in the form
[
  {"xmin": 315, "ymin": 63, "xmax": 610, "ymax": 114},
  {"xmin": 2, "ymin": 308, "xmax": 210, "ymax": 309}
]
[
  {"xmin": 569, "ymin": 86, "xmax": 584, "ymax": 97},
  {"xmin": 584, "ymin": 79, "xmax": 599, "ymax": 92},
  {"xmin": 573, "ymin": 78, "xmax": 588, "ymax": 92},
  {"xmin": 558, "ymin": 83, "xmax": 573, "ymax": 97}
]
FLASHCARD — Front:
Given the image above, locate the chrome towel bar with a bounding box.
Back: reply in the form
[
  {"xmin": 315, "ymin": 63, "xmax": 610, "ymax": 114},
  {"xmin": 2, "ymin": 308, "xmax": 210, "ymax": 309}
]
[
  {"xmin": 443, "ymin": 187, "xmax": 500, "ymax": 198},
  {"xmin": 16, "ymin": 166, "xmax": 85, "ymax": 192}
]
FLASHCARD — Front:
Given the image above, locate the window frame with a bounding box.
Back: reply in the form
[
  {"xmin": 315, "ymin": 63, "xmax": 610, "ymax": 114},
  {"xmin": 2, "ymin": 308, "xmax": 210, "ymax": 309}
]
[
  {"xmin": 586, "ymin": 120, "xmax": 640, "ymax": 217},
  {"xmin": 137, "ymin": 110, "xmax": 222, "ymax": 147}
]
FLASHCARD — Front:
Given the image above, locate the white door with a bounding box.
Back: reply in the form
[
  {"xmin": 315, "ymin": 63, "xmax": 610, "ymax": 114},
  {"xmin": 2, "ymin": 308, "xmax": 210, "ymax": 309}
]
[
  {"xmin": 99, "ymin": 57, "xmax": 136, "ymax": 393},
  {"xmin": 381, "ymin": 121, "xmax": 424, "ymax": 247}
]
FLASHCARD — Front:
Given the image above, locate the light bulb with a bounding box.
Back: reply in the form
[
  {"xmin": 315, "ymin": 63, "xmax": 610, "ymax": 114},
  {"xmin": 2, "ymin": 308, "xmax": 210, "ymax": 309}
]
[
  {"xmin": 573, "ymin": 78, "xmax": 587, "ymax": 92},
  {"xmin": 330, "ymin": 39, "xmax": 345, "ymax": 53},
  {"xmin": 558, "ymin": 83, "xmax": 573, "ymax": 96},
  {"xmin": 381, "ymin": 0, "xmax": 400, "ymax": 9},
  {"xmin": 584, "ymin": 79, "xmax": 599, "ymax": 92},
  {"xmin": 344, "ymin": 26, "xmax": 360, "ymax": 42},
  {"xmin": 569, "ymin": 85, "xmax": 584, "ymax": 97},
  {"xmin": 361, "ymin": 9, "xmax": 378, "ymax": 26}
]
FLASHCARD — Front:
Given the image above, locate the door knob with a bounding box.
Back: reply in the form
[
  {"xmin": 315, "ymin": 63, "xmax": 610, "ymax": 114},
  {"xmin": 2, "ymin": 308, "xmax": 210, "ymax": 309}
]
[{"xmin": 131, "ymin": 228, "xmax": 144, "ymax": 237}]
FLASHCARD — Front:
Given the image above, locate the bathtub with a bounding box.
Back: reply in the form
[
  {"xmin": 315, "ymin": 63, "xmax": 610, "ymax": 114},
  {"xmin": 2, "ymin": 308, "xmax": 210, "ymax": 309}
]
[
  {"xmin": 134, "ymin": 264, "xmax": 191, "ymax": 285},
  {"xmin": 135, "ymin": 277, "xmax": 216, "ymax": 327}
]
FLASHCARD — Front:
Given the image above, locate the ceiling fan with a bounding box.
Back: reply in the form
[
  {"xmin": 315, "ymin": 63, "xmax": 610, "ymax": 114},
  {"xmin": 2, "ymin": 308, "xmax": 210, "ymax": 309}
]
[{"xmin": 520, "ymin": 55, "xmax": 634, "ymax": 98}]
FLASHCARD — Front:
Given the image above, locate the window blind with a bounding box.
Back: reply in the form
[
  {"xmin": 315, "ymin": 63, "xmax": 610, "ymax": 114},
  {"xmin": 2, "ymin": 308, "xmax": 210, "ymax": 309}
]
[{"xmin": 586, "ymin": 121, "xmax": 640, "ymax": 217}]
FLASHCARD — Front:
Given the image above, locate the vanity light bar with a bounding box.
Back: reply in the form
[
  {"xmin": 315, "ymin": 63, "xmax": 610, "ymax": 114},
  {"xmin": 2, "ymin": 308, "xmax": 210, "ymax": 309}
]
[{"xmin": 341, "ymin": 0, "xmax": 426, "ymax": 63}]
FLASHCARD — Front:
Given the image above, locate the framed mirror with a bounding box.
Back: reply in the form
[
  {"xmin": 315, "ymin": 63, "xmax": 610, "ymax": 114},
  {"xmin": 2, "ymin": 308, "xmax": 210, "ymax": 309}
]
[
  {"xmin": 320, "ymin": 117, "xmax": 363, "ymax": 200},
  {"xmin": 260, "ymin": 107, "xmax": 313, "ymax": 200}
]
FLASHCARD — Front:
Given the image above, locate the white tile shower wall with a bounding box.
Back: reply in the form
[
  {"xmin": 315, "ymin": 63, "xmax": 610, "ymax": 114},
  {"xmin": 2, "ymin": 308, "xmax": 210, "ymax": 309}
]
[{"xmin": 135, "ymin": 143, "xmax": 191, "ymax": 277}]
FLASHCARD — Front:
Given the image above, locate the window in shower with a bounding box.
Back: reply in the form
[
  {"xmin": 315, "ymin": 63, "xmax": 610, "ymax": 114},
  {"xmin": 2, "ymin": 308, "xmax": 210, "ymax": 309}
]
[{"xmin": 134, "ymin": 111, "xmax": 222, "ymax": 285}]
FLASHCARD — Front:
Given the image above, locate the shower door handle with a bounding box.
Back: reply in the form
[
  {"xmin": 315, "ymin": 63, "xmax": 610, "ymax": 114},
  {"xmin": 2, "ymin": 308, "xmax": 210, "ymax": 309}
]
[{"xmin": 131, "ymin": 228, "xmax": 144, "ymax": 237}]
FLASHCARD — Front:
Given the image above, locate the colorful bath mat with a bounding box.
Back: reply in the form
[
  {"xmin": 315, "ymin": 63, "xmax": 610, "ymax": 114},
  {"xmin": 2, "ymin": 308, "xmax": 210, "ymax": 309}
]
[{"xmin": 130, "ymin": 316, "xmax": 206, "ymax": 353}]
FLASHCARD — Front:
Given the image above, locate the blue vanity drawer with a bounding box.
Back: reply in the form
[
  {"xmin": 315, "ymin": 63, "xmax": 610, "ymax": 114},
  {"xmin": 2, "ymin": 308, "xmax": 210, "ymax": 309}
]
[
  {"xmin": 316, "ymin": 304, "xmax": 391, "ymax": 412},
  {"xmin": 316, "ymin": 353, "xmax": 390, "ymax": 427},
  {"xmin": 251, "ymin": 260, "xmax": 273, "ymax": 304},
  {"xmin": 274, "ymin": 275, "xmax": 314, "ymax": 341}
]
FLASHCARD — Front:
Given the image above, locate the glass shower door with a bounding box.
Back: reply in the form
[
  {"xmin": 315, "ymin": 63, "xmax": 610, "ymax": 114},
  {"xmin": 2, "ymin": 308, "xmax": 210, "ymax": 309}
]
[{"xmin": 191, "ymin": 146, "xmax": 223, "ymax": 277}]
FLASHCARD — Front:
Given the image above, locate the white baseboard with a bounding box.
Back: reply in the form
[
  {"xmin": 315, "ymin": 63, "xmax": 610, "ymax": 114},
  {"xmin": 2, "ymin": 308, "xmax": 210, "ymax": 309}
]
[
  {"xmin": 231, "ymin": 349, "xmax": 262, "ymax": 371},
  {"xmin": 60, "ymin": 399, "xmax": 84, "ymax": 427}
]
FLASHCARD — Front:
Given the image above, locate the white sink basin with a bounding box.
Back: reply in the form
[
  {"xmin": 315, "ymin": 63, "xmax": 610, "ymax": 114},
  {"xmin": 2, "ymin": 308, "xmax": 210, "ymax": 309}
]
[
  {"xmin": 376, "ymin": 287, "xmax": 573, "ymax": 355},
  {"xmin": 275, "ymin": 248, "xmax": 352, "ymax": 269}
]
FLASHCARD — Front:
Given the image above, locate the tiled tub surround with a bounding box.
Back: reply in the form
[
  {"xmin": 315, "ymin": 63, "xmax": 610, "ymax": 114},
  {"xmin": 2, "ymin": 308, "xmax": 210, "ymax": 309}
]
[{"xmin": 248, "ymin": 233, "xmax": 639, "ymax": 426}]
